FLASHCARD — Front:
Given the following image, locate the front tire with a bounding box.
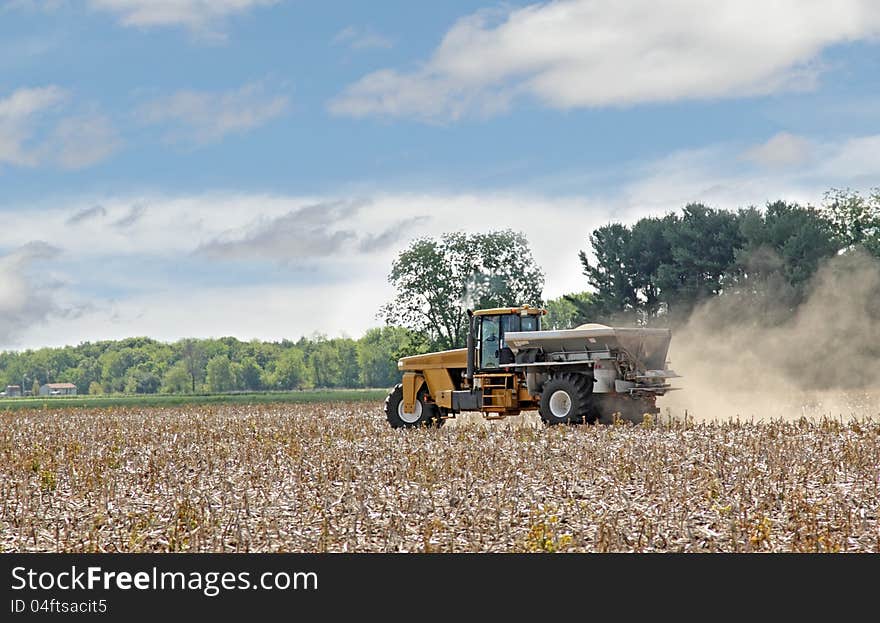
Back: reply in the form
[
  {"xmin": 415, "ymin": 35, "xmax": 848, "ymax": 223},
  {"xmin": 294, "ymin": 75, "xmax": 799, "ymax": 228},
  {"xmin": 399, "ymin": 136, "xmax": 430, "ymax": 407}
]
[
  {"xmin": 539, "ymin": 373, "xmax": 596, "ymax": 425},
  {"xmin": 384, "ymin": 384, "xmax": 442, "ymax": 428}
]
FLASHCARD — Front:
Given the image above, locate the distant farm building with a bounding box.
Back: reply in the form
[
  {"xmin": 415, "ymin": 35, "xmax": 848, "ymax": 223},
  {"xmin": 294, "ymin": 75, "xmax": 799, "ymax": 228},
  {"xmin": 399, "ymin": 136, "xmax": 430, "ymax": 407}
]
[
  {"xmin": 39, "ymin": 383, "xmax": 78, "ymax": 396},
  {"xmin": 5, "ymin": 385, "xmax": 22, "ymax": 397}
]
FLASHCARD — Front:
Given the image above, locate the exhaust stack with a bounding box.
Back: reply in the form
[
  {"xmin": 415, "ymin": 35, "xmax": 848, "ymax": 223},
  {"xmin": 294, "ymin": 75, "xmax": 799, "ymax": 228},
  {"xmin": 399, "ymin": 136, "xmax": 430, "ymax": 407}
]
[{"xmin": 465, "ymin": 309, "xmax": 475, "ymax": 382}]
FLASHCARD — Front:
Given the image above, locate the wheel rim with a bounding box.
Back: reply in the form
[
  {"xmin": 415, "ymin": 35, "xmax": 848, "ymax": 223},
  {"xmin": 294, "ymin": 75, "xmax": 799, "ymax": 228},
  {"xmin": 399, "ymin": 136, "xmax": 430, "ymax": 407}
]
[
  {"xmin": 398, "ymin": 398, "xmax": 423, "ymax": 423},
  {"xmin": 548, "ymin": 390, "xmax": 572, "ymax": 418}
]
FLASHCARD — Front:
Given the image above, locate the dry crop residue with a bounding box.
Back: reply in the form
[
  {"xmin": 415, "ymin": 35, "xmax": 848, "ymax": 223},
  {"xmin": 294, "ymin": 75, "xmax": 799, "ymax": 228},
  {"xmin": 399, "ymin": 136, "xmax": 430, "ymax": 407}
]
[{"xmin": 1, "ymin": 403, "xmax": 878, "ymax": 552}]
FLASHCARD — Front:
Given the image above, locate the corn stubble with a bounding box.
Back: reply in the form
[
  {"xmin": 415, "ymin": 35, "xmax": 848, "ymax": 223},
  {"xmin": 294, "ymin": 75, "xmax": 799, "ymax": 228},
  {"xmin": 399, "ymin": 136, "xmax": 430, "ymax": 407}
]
[{"xmin": 2, "ymin": 404, "xmax": 878, "ymax": 553}]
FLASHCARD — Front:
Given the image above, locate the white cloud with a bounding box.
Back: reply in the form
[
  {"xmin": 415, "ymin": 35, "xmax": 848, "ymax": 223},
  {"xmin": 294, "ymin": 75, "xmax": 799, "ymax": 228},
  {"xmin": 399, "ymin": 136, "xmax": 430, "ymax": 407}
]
[
  {"xmin": 4, "ymin": 129, "xmax": 880, "ymax": 348},
  {"xmin": 0, "ymin": 85, "xmax": 67, "ymax": 166},
  {"xmin": 621, "ymin": 133, "xmax": 880, "ymax": 215},
  {"xmin": 137, "ymin": 83, "xmax": 290, "ymax": 144},
  {"xmin": 0, "ymin": 184, "xmax": 591, "ymax": 348},
  {"xmin": 0, "ymin": 190, "xmax": 599, "ymax": 348},
  {"xmin": 47, "ymin": 113, "xmax": 121, "ymax": 169},
  {"xmin": 0, "ymin": 85, "xmax": 67, "ymax": 120},
  {"xmin": 17, "ymin": 280, "xmax": 396, "ymax": 348},
  {"xmin": 88, "ymin": 0, "xmax": 279, "ymax": 34},
  {"xmin": 0, "ymin": 241, "xmax": 64, "ymax": 344},
  {"xmin": 330, "ymin": 0, "xmax": 880, "ymax": 121},
  {"xmin": 333, "ymin": 26, "xmax": 393, "ymax": 51},
  {"xmin": 743, "ymin": 132, "xmax": 813, "ymax": 168},
  {"xmin": 198, "ymin": 200, "xmax": 355, "ymax": 261},
  {"xmin": 0, "ymin": 86, "xmax": 119, "ymax": 169},
  {"xmin": 0, "ymin": 193, "xmax": 442, "ymax": 269},
  {"xmin": 817, "ymin": 135, "xmax": 880, "ymax": 181}
]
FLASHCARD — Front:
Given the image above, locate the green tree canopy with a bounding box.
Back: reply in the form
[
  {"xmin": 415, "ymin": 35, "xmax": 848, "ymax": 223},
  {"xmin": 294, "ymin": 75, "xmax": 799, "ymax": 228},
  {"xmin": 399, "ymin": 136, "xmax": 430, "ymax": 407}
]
[
  {"xmin": 206, "ymin": 355, "xmax": 235, "ymax": 393},
  {"xmin": 237, "ymin": 357, "xmax": 263, "ymax": 391},
  {"xmin": 543, "ymin": 292, "xmax": 594, "ymax": 330},
  {"xmin": 822, "ymin": 187, "xmax": 880, "ymax": 255},
  {"xmin": 576, "ymin": 197, "xmax": 861, "ymax": 325},
  {"xmin": 161, "ymin": 362, "xmax": 192, "ymax": 394},
  {"xmin": 579, "ymin": 223, "xmax": 638, "ymax": 321},
  {"xmin": 0, "ymin": 333, "xmax": 403, "ymax": 395},
  {"xmin": 269, "ymin": 349, "xmax": 312, "ymax": 390},
  {"xmin": 179, "ymin": 339, "xmax": 206, "ymax": 393},
  {"xmin": 735, "ymin": 201, "xmax": 838, "ymax": 310},
  {"xmin": 357, "ymin": 326, "xmax": 428, "ymax": 387},
  {"xmin": 654, "ymin": 204, "xmax": 744, "ymax": 317},
  {"xmin": 383, "ymin": 230, "xmax": 545, "ymax": 350}
]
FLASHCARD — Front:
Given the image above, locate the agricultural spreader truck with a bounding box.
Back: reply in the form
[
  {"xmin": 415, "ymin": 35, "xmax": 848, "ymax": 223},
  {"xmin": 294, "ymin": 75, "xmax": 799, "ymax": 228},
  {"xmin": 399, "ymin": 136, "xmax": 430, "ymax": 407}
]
[{"xmin": 385, "ymin": 305, "xmax": 678, "ymax": 428}]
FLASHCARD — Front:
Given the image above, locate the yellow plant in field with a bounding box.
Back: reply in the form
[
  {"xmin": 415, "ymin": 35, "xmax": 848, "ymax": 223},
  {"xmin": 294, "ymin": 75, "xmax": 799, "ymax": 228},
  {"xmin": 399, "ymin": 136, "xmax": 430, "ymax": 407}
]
[
  {"xmin": 712, "ymin": 502, "xmax": 732, "ymax": 515},
  {"xmin": 749, "ymin": 516, "xmax": 772, "ymax": 549},
  {"xmin": 167, "ymin": 500, "xmax": 201, "ymax": 551},
  {"xmin": 524, "ymin": 504, "xmax": 573, "ymax": 553},
  {"xmin": 706, "ymin": 478, "xmax": 721, "ymax": 501},
  {"xmin": 127, "ymin": 512, "xmax": 155, "ymax": 550},
  {"xmin": 422, "ymin": 518, "xmax": 445, "ymax": 553},
  {"xmin": 39, "ymin": 469, "xmax": 57, "ymax": 492},
  {"xmin": 106, "ymin": 445, "xmax": 122, "ymax": 470},
  {"xmin": 817, "ymin": 533, "xmax": 841, "ymax": 553}
]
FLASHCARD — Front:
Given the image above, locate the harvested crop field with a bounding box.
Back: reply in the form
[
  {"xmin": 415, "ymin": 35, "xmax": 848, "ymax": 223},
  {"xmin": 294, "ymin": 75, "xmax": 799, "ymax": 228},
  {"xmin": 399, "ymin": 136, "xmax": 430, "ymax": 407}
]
[{"xmin": 2, "ymin": 403, "xmax": 879, "ymax": 552}]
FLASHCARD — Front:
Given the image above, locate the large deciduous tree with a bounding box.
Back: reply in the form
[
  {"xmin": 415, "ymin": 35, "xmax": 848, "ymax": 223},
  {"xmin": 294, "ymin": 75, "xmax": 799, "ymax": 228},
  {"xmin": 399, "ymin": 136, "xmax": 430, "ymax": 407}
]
[{"xmin": 383, "ymin": 230, "xmax": 544, "ymax": 350}]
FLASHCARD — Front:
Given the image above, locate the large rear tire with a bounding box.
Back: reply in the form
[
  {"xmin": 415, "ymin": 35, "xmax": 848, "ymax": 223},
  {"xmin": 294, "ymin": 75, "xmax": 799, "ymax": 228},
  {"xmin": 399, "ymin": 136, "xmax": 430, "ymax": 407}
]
[
  {"xmin": 538, "ymin": 373, "xmax": 596, "ymax": 425},
  {"xmin": 384, "ymin": 384, "xmax": 443, "ymax": 429}
]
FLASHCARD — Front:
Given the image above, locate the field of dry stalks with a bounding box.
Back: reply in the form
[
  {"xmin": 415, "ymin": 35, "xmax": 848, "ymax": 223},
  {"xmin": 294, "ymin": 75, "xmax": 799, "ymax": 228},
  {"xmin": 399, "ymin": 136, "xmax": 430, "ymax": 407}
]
[{"xmin": 2, "ymin": 402, "xmax": 879, "ymax": 552}]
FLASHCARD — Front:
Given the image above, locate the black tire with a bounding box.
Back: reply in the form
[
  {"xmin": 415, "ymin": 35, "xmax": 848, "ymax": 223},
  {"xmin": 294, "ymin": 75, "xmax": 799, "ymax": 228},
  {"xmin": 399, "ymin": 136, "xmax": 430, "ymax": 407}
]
[
  {"xmin": 538, "ymin": 373, "xmax": 596, "ymax": 425},
  {"xmin": 384, "ymin": 384, "xmax": 442, "ymax": 428}
]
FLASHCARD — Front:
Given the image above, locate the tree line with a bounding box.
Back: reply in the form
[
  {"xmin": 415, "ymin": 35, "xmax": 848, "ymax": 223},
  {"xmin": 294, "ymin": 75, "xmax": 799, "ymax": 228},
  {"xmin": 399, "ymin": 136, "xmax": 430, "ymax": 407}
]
[{"xmin": 0, "ymin": 328, "xmax": 428, "ymax": 396}]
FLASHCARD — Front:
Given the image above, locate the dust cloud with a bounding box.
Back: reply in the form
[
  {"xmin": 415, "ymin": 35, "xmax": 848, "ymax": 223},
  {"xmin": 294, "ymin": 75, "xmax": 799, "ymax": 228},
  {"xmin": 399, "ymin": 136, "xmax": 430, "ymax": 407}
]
[{"xmin": 662, "ymin": 250, "xmax": 880, "ymax": 421}]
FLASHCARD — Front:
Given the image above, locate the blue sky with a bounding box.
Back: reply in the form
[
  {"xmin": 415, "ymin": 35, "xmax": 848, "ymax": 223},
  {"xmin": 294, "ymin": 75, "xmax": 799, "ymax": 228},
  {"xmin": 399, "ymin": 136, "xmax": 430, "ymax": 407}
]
[{"xmin": 1, "ymin": 0, "xmax": 879, "ymax": 348}]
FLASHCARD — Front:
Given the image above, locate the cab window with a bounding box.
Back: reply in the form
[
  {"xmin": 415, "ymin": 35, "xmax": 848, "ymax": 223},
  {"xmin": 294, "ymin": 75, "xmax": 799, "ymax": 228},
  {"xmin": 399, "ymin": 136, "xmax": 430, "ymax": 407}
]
[
  {"xmin": 520, "ymin": 315, "xmax": 539, "ymax": 331},
  {"xmin": 480, "ymin": 315, "xmax": 500, "ymax": 369}
]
